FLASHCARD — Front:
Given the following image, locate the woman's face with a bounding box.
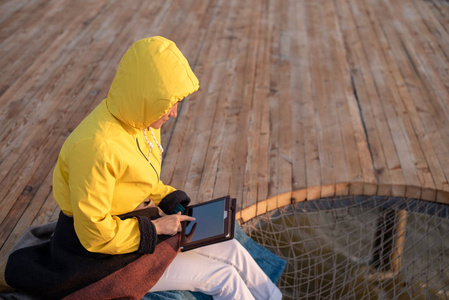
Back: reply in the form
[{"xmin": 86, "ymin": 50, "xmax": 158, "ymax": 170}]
[{"xmin": 150, "ymin": 102, "xmax": 180, "ymax": 129}]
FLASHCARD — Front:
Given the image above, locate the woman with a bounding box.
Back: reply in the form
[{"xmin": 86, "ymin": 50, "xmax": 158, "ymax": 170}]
[{"xmin": 3, "ymin": 36, "xmax": 281, "ymax": 299}]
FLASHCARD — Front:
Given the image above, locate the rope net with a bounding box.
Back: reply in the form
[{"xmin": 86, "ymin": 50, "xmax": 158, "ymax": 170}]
[{"xmin": 240, "ymin": 196, "xmax": 449, "ymax": 300}]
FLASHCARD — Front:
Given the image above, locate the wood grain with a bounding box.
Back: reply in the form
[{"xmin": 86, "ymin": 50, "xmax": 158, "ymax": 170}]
[{"xmin": 1, "ymin": 0, "xmax": 449, "ymax": 257}]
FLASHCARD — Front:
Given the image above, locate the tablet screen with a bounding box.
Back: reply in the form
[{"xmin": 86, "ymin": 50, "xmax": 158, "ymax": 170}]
[{"xmin": 184, "ymin": 198, "xmax": 226, "ymax": 242}]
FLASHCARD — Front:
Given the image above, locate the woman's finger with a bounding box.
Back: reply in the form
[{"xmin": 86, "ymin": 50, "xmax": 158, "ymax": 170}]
[{"xmin": 179, "ymin": 215, "xmax": 196, "ymax": 222}]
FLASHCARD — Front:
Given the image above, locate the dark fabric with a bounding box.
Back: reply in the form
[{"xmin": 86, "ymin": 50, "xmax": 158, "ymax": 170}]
[
  {"xmin": 4, "ymin": 209, "xmax": 178, "ymax": 299},
  {"xmin": 63, "ymin": 235, "xmax": 179, "ymax": 300},
  {"xmin": 135, "ymin": 215, "xmax": 158, "ymax": 254},
  {"xmin": 118, "ymin": 207, "xmax": 160, "ymax": 219},
  {"xmin": 158, "ymin": 190, "xmax": 190, "ymax": 214}
]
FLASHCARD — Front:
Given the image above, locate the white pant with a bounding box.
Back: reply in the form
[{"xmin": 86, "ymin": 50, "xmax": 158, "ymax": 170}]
[{"xmin": 149, "ymin": 239, "xmax": 283, "ymax": 300}]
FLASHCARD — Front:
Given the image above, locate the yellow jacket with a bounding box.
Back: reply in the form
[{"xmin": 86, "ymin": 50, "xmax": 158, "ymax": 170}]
[{"xmin": 52, "ymin": 37, "xmax": 199, "ymax": 254}]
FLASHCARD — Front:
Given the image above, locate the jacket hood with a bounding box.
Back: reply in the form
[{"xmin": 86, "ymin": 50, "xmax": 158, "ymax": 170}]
[{"xmin": 106, "ymin": 36, "xmax": 199, "ymax": 130}]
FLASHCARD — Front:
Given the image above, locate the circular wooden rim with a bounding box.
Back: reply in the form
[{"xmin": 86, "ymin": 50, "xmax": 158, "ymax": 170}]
[{"xmin": 237, "ymin": 183, "xmax": 449, "ymax": 223}]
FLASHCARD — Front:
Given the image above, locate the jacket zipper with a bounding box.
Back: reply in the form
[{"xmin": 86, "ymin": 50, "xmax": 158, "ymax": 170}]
[{"xmin": 136, "ymin": 138, "xmax": 160, "ymax": 181}]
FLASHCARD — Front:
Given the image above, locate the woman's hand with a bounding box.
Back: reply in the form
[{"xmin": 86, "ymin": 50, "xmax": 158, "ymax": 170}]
[{"xmin": 152, "ymin": 212, "xmax": 195, "ymax": 236}]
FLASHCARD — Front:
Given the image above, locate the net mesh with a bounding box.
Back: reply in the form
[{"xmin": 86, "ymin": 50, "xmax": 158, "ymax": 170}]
[{"xmin": 240, "ymin": 196, "xmax": 449, "ymax": 300}]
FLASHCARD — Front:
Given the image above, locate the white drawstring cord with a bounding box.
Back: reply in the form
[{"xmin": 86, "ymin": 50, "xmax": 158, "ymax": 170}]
[{"xmin": 143, "ymin": 127, "xmax": 164, "ymax": 164}]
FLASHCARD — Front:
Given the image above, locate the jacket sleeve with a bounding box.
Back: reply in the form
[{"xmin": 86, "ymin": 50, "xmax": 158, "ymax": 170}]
[
  {"xmin": 67, "ymin": 141, "xmax": 157, "ymax": 255},
  {"xmin": 147, "ymin": 177, "xmax": 191, "ymax": 214},
  {"xmin": 157, "ymin": 190, "xmax": 191, "ymax": 215}
]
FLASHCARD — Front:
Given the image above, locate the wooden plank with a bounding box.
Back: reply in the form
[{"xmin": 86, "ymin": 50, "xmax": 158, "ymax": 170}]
[
  {"xmin": 0, "ymin": 158, "xmax": 56, "ymax": 257},
  {"xmin": 306, "ymin": 1, "xmax": 334, "ymax": 198},
  {"xmin": 324, "ymin": 0, "xmax": 360, "ymax": 197},
  {"xmin": 266, "ymin": 0, "xmax": 281, "ymax": 202},
  {"xmin": 0, "ymin": 124, "xmax": 59, "ymax": 226},
  {"xmin": 256, "ymin": 89, "xmax": 271, "ymax": 203},
  {"xmin": 336, "ymin": 0, "xmax": 390, "ymax": 196},
  {"xmin": 0, "ymin": 0, "xmax": 146, "ymax": 223},
  {"xmin": 372, "ymin": 0, "xmax": 449, "ymax": 199},
  {"xmin": 346, "ymin": 0, "xmax": 408, "ymax": 197},
  {"xmin": 0, "ymin": 0, "xmax": 47, "ymax": 36},
  {"xmin": 249, "ymin": 0, "xmax": 272, "ymax": 205},
  {"xmin": 2, "ymin": 0, "xmax": 174, "ymax": 230},
  {"xmin": 0, "ymin": 0, "xmax": 164, "ymax": 246},
  {"xmin": 235, "ymin": 0, "xmax": 264, "ymax": 210},
  {"xmin": 0, "ymin": 0, "xmax": 109, "ymax": 96},
  {"xmin": 162, "ymin": 0, "xmax": 236, "ymax": 202},
  {"xmin": 295, "ymin": 1, "xmax": 321, "ymax": 200},
  {"xmin": 2, "ymin": 0, "xmax": 205, "ymax": 254},
  {"xmin": 276, "ymin": 0, "xmax": 294, "ymax": 199},
  {"xmin": 411, "ymin": 0, "xmax": 449, "ymax": 89},
  {"xmin": 428, "ymin": 0, "xmax": 449, "ymax": 31},
  {"xmin": 0, "ymin": 0, "xmax": 139, "ymax": 158},
  {"xmin": 322, "ymin": 0, "xmax": 348, "ymax": 197},
  {"xmin": 2, "ymin": 0, "xmax": 449, "ymax": 257},
  {"xmin": 212, "ymin": 0, "xmax": 263, "ymax": 204},
  {"xmin": 177, "ymin": 5, "xmax": 240, "ymax": 198},
  {"xmin": 160, "ymin": 0, "xmax": 211, "ymax": 150},
  {"xmin": 136, "ymin": 0, "xmax": 194, "ymax": 147},
  {"xmin": 312, "ymin": 0, "xmax": 347, "ymax": 198},
  {"xmin": 379, "ymin": 1, "xmax": 449, "ymax": 138},
  {"xmin": 397, "ymin": 0, "xmax": 449, "ymax": 197},
  {"xmin": 364, "ymin": 0, "xmax": 446, "ymax": 201},
  {"xmin": 267, "ymin": 0, "xmax": 293, "ymax": 199},
  {"xmin": 330, "ymin": 0, "xmax": 377, "ymax": 196},
  {"xmin": 360, "ymin": 0, "xmax": 432, "ymax": 199},
  {"xmin": 31, "ymin": 191, "xmax": 59, "ymax": 228},
  {"xmin": 0, "ymin": 0, "xmax": 109, "ymax": 110},
  {"xmin": 355, "ymin": 0, "xmax": 420, "ymax": 198},
  {"xmin": 288, "ymin": 0, "xmax": 307, "ymax": 201},
  {"xmin": 160, "ymin": 0, "xmax": 224, "ymax": 181}
]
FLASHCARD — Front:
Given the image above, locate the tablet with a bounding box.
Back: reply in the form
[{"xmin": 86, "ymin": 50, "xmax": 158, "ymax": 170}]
[{"xmin": 180, "ymin": 196, "xmax": 236, "ymax": 252}]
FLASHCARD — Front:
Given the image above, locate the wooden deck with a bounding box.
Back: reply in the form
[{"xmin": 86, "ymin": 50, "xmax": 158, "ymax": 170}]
[{"xmin": 1, "ymin": 0, "xmax": 448, "ymax": 258}]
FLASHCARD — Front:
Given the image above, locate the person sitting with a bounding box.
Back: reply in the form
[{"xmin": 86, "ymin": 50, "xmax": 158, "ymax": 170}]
[{"xmin": 1, "ymin": 36, "xmax": 282, "ymax": 300}]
